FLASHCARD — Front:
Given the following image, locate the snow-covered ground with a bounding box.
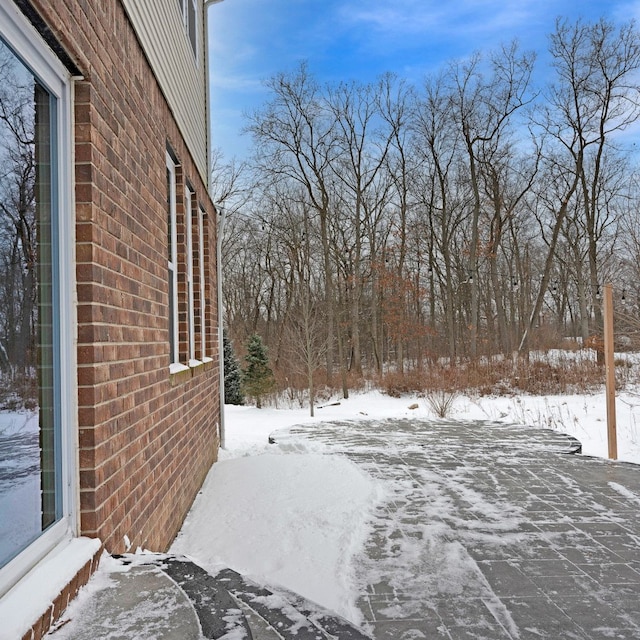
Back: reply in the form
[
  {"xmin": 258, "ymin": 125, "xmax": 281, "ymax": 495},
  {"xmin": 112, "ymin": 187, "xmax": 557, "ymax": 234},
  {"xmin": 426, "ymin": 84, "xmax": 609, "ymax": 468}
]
[
  {"xmin": 5, "ymin": 377, "xmax": 636, "ymax": 636},
  {"xmin": 170, "ymin": 387, "xmax": 640, "ymax": 625},
  {"xmin": 216, "ymin": 388, "xmax": 640, "ymax": 464}
]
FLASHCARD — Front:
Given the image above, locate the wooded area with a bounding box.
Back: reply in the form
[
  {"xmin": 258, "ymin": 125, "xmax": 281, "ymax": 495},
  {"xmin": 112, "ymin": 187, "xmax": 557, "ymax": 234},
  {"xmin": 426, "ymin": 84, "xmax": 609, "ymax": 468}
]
[{"xmin": 215, "ymin": 18, "xmax": 640, "ymax": 400}]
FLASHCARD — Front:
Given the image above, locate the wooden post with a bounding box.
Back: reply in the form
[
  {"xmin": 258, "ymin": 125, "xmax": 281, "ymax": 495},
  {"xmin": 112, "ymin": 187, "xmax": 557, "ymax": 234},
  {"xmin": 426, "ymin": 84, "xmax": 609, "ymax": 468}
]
[{"xmin": 603, "ymin": 283, "xmax": 617, "ymax": 460}]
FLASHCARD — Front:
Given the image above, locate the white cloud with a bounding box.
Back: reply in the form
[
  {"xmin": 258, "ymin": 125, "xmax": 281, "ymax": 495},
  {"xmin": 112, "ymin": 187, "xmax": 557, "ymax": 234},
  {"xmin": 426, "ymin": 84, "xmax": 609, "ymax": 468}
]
[
  {"xmin": 612, "ymin": 0, "xmax": 640, "ymax": 22},
  {"xmin": 337, "ymin": 0, "xmax": 538, "ymax": 40},
  {"xmin": 211, "ymin": 72, "xmax": 263, "ymax": 94}
]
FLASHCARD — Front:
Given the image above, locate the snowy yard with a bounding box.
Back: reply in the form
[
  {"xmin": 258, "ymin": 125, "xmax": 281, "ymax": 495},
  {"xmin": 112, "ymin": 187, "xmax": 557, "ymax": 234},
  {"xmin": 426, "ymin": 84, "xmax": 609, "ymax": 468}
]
[
  {"xmin": 5, "ymin": 381, "xmax": 639, "ymax": 638},
  {"xmin": 170, "ymin": 387, "xmax": 640, "ymax": 628}
]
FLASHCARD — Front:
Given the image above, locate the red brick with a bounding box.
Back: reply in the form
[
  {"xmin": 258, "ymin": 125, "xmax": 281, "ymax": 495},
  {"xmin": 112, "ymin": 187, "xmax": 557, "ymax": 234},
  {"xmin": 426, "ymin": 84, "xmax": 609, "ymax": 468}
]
[{"xmin": 27, "ymin": 0, "xmax": 219, "ymax": 601}]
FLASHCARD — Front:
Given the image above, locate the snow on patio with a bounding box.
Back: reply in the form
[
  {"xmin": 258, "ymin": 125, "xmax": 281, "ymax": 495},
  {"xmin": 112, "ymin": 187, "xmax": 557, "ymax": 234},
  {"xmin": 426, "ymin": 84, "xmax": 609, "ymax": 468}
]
[
  {"xmin": 170, "ymin": 450, "xmax": 386, "ymax": 623},
  {"xmin": 170, "ymin": 388, "xmax": 640, "ymax": 626},
  {"xmin": 7, "ymin": 382, "xmax": 637, "ymax": 637}
]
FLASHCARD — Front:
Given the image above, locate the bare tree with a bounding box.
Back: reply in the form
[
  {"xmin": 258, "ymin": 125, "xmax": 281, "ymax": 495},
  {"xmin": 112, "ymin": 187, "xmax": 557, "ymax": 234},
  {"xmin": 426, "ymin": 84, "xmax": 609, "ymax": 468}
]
[
  {"xmin": 0, "ymin": 51, "xmax": 38, "ymax": 392},
  {"xmin": 377, "ymin": 74, "xmax": 417, "ymax": 371},
  {"xmin": 413, "ymin": 72, "xmax": 465, "ymax": 364},
  {"xmin": 521, "ymin": 18, "xmax": 640, "ymax": 359},
  {"xmin": 326, "ymin": 76, "xmax": 396, "ymax": 373},
  {"xmin": 448, "ymin": 42, "xmax": 535, "ymax": 360},
  {"xmin": 285, "ymin": 210, "xmax": 326, "ymax": 416},
  {"xmin": 246, "ymin": 63, "xmax": 339, "ymax": 384}
]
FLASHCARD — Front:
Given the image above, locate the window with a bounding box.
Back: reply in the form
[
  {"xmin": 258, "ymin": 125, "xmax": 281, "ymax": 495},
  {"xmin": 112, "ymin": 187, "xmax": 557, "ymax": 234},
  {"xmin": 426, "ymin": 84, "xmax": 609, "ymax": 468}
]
[
  {"xmin": 166, "ymin": 152, "xmax": 180, "ymax": 368},
  {"xmin": 177, "ymin": 0, "xmax": 198, "ymax": 59},
  {"xmin": 0, "ymin": 4, "xmax": 75, "ymax": 594},
  {"xmin": 185, "ymin": 187, "xmax": 197, "ymax": 363},
  {"xmin": 198, "ymin": 207, "xmax": 207, "ymax": 359},
  {"xmin": 167, "ymin": 161, "xmax": 207, "ymax": 371}
]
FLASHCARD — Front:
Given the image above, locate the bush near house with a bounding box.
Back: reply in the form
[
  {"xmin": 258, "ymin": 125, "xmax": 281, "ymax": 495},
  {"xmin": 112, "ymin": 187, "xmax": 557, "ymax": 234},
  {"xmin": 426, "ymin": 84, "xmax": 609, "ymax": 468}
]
[
  {"xmin": 224, "ymin": 331, "xmax": 244, "ymax": 405},
  {"xmin": 242, "ymin": 334, "xmax": 275, "ymax": 408}
]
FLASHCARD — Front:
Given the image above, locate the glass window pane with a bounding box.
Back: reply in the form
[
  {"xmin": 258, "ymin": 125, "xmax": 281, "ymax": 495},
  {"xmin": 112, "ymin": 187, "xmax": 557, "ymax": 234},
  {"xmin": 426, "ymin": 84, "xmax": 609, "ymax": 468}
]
[
  {"xmin": 198, "ymin": 209, "xmax": 206, "ymax": 357},
  {"xmin": 35, "ymin": 82, "xmax": 57, "ymax": 530},
  {"xmin": 166, "ymin": 156, "xmax": 178, "ymax": 364},
  {"xmin": 0, "ymin": 39, "xmax": 58, "ymax": 568},
  {"xmin": 187, "ymin": 0, "xmax": 197, "ymax": 58},
  {"xmin": 186, "ymin": 190, "xmax": 195, "ymax": 361}
]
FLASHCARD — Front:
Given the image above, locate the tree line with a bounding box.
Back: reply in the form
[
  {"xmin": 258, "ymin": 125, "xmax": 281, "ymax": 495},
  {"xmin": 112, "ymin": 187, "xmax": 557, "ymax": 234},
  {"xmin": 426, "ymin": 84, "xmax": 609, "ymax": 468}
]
[{"xmin": 216, "ymin": 18, "xmax": 640, "ymax": 402}]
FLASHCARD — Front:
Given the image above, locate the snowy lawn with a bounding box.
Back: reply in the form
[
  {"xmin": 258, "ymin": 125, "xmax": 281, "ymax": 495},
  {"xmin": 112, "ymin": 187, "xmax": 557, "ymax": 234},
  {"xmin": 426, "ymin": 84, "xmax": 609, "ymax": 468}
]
[
  {"xmin": 171, "ymin": 387, "xmax": 640, "ymax": 625},
  {"xmin": 217, "ymin": 389, "xmax": 640, "ymax": 464}
]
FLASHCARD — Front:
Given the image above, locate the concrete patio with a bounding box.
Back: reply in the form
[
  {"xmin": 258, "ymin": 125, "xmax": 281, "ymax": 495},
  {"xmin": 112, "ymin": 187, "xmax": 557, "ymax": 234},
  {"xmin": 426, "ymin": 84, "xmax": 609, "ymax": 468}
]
[
  {"xmin": 273, "ymin": 419, "xmax": 640, "ymax": 639},
  {"xmin": 47, "ymin": 418, "xmax": 640, "ymax": 639}
]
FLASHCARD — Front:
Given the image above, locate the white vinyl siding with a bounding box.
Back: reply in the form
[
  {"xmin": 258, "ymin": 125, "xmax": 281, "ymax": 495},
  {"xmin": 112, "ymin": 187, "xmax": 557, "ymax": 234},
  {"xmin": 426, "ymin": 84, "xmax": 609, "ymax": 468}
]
[{"xmin": 121, "ymin": 0, "xmax": 208, "ymax": 182}]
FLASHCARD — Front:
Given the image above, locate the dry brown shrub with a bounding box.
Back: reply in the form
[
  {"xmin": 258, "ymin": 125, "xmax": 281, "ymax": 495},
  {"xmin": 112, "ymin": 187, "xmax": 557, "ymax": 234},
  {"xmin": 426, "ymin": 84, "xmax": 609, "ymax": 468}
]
[
  {"xmin": 378, "ymin": 353, "xmax": 608, "ymax": 397},
  {"xmin": 379, "ymin": 370, "xmax": 428, "ymax": 397},
  {"xmin": 561, "ymin": 338, "xmax": 582, "ymax": 351},
  {"xmin": 0, "ymin": 374, "xmax": 37, "ymax": 411},
  {"xmin": 514, "ymin": 359, "xmax": 603, "ymax": 394}
]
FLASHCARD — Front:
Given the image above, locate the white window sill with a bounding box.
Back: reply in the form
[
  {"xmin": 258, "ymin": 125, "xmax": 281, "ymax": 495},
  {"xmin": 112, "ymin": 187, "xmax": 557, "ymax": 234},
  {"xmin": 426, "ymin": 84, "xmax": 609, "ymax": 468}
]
[
  {"xmin": 169, "ymin": 363, "xmax": 190, "ymax": 375},
  {"xmin": 0, "ymin": 537, "xmax": 102, "ymax": 640}
]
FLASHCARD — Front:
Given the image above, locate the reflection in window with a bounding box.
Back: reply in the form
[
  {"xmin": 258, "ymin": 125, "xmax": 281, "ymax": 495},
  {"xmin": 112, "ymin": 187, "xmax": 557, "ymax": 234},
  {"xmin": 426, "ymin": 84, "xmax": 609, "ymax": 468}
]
[{"xmin": 0, "ymin": 39, "xmax": 58, "ymax": 569}]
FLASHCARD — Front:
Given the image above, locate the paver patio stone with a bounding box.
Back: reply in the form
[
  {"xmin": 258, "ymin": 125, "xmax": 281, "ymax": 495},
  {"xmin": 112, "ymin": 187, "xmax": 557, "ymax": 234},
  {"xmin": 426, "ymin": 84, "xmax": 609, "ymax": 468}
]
[
  {"xmin": 50, "ymin": 418, "xmax": 639, "ymax": 640},
  {"xmin": 272, "ymin": 418, "xmax": 640, "ymax": 639}
]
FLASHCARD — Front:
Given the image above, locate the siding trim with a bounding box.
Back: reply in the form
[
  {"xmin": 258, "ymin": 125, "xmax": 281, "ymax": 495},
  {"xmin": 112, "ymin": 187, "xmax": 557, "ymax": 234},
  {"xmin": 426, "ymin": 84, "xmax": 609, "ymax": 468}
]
[{"xmin": 120, "ymin": 0, "xmax": 208, "ymax": 183}]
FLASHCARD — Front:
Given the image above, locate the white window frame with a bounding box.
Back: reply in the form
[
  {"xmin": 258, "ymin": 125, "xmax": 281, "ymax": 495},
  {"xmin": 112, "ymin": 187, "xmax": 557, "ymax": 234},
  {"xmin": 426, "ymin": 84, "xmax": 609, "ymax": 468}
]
[
  {"xmin": 198, "ymin": 207, "xmax": 207, "ymax": 359},
  {"xmin": 0, "ymin": 3, "xmax": 78, "ymax": 596},
  {"xmin": 177, "ymin": 0, "xmax": 198, "ymax": 60},
  {"xmin": 187, "ymin": 0, "xmax": 198, "ymax": 59},
  {"xmin": 166, "ymin": 152, "xmax": 181, "ymax": 369},
  {"xmin": 185, "ymin": 186, "xmax": 198, "ymax": 365}
]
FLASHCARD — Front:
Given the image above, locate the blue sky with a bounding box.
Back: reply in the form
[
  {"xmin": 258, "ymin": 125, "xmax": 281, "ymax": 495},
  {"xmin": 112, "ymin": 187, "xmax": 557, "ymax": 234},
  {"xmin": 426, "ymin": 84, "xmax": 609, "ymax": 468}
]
[{"xmin": 206, "ymin": 0, "xmax": 640, "ymax": 159}]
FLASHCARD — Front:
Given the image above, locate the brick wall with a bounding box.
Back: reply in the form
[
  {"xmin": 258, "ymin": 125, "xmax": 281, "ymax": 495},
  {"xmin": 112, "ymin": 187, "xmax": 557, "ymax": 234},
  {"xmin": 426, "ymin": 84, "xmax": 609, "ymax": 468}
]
[{"xmin": 31, "ymin": 0, "xmax": 220, "ymax": 553}]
